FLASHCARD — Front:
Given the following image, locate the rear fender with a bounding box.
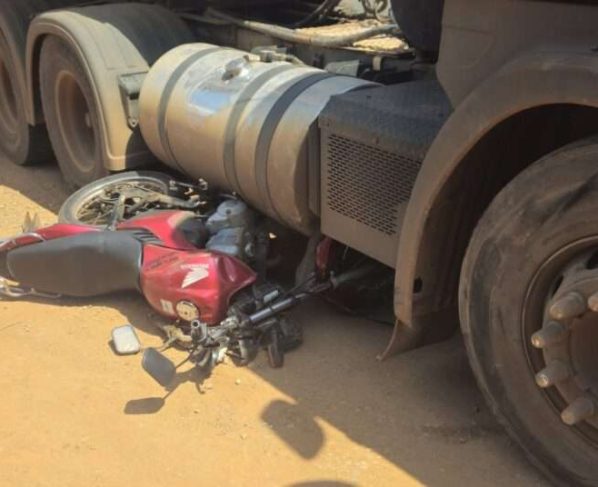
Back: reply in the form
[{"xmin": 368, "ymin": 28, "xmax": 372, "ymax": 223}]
[{"xmin": 118, "ymin": 211, "xmax": 199, "ymax": 251}]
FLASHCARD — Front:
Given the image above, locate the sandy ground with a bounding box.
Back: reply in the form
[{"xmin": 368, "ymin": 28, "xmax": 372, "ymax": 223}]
[{"xmin": 0, "ymin": 159, "xmax": 549, "ymax": 487}]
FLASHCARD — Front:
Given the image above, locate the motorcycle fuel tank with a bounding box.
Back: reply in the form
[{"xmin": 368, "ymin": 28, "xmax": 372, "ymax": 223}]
[{"xmin": 141, "ymin": 244, "xmax": 256, "ymax": 325}]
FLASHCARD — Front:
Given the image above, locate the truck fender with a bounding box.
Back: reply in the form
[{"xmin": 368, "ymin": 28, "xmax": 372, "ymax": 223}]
[
  {"xmin": 26, "ymin": 3, "xmax": 193, "ymax": 171},
  {"xmin": 383, "ymin": 49, "xmax": 598, "ymax": 358}
]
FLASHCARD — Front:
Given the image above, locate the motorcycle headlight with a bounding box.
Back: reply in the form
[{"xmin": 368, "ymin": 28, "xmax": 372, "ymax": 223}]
[{"xmin": 175, "ymin": 300, "xmax": 200, "ymax": 322}]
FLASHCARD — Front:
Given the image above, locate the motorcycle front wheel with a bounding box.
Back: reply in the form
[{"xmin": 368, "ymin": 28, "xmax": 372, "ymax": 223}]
[{"xmin": 58, "ymin": 171, "xmax": 177, "ymax": 227}]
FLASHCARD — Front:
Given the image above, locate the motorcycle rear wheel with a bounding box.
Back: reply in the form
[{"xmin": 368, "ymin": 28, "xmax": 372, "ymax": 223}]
[{"xmin": 58, "ymin": 171, "xmax": 176, "ymax": 227}]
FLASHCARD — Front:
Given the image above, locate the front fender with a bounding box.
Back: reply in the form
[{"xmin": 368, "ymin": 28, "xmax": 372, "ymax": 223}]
[{"xmin": 385, "ymin": 49, "xmax": 598, "ymax": 357}]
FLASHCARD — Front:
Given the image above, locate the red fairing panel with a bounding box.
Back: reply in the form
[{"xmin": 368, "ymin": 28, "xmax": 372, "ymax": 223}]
[
  {"xmin": 37, "ymin": 224, "xmax": 98, "ymax": 240},
  {"xmin": 141, "ymin": 245, "xmax": 257, "ymax": 325},
  {"xmin": 0, "ymin": 224, "xmax": 97, "ymax": 253},
  {"xmin": 0, "ymin": 210, "xmax": 196, "ymax": 255},
  {"xmin": 117, "ymin": 211, "xmax": 197, "ymax": 250}
]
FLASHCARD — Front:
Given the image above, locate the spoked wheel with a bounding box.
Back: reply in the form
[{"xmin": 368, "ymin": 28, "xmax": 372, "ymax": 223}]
[
  {"xmin": 460, "ymin": 138, "xmax": 598, "ymax": 486},
  {"xmin": 58, "ymin": 171, "xmax": 175, "ymax": 226}
]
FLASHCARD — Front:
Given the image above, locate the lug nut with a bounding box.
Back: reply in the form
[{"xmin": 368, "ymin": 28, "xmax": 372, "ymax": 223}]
[
  {"xmin": 535, "ymin": 361, "xmax": 570, "ymax": 388},
  {"xmin": 588, "ymin": 292, "xmax": 598, "ymax": 312},
  {"xmin": 549, "ymin": 292, "xmax": 586, "ymax": 320},
  {"xmin": 561, "ymin": 397, "xmax": 596, "ymax": 426},
  {"xmin": 531, "ymin": 321, "xmax": 567, "ymax": 349}
]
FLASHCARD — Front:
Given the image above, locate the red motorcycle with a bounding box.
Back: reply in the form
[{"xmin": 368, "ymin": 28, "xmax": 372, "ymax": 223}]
[{"xmin": 0, "ymin": 172, "xmax": 372, "ymax": 386}]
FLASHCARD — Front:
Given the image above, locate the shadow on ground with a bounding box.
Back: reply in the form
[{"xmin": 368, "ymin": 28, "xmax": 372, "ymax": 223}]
[{"xmin": 0, "ymin": 158, "xmax": 547, "ymax": 486}]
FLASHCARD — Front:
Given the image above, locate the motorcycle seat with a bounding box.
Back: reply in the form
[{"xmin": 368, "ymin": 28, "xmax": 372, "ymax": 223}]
[{"xmin": 6, "ymin": 231, "xmax": 143, "ymax": 297}]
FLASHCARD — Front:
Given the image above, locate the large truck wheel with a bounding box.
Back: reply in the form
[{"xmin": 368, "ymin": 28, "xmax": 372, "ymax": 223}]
[
  {"xmin": 0, "ymin": 32, "xmax": 51, "ymax": 165},
  {"xmin": 39, "ymin": 36, "xmax": 106, "ymax": 188},
  {"xmin": 460, "ymin": 139, "xmax": 598, "ymax": 486}
]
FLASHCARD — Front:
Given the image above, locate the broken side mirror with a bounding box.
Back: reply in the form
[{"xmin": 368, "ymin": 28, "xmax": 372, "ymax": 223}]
[
  {"xmin": 142, "ymin": 348, "xmax": 176, "ymax": 387},
  {"xmin": 111, "ymin": 325, "xmax": 141, "ymax": 355}
]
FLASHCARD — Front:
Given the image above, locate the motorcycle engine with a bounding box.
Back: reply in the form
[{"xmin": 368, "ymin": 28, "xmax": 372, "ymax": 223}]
[{"xmin": 205, "ymin": 199, "xmax": 256, "ymax": 261}]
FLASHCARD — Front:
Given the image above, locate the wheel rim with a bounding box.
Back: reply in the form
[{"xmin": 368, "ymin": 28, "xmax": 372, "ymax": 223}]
[
  {"xmin": 55, "ymin": 71, "xmax": 97, "ymax": 173},
  {"xmin": 73, "ymin": 179, "xmax": 169, "ymax": 226},
  {"xmin": 523, "ymin": 236, "xmax": 598, "ymax": 445},
  {"xmin": 0, "ymin": 55, "xmax": 19, "ymax": 137}
]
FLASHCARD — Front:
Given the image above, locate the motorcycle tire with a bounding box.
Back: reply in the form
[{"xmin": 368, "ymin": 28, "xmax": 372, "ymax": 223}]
[
  {"xmin": 279, "ymin": 317, "xmax": 303, "ymax": 352},
  {"xmin": 58, "ymin": 170, "xmax": 176, "ymax": 227},
  {"xmin": 267, "ymin": 328, "xmax": 285, "ymax": 368}
]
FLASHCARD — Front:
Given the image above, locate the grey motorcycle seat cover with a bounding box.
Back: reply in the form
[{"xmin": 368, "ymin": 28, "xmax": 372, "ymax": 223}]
[{"xmin": 6, "ymin": 231, "xmax": 143, "ymax": 297}]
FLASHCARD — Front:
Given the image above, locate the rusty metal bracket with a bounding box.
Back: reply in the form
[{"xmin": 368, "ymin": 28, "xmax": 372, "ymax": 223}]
[{"xmin": 118, "ymin": 72, "xmax": 148, "ymax": 129}]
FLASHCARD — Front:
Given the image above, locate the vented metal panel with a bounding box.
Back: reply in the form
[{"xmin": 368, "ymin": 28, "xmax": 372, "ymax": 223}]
[
  {"xmin": 319, "ymin": 81, "xmax": 452, "ymax": 267},
  {"xmin": 325, "ymin": 134, "xmax": 421, "ymax": 237}
]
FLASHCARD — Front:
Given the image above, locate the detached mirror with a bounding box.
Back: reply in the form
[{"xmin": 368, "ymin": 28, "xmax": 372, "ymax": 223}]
[
  {"xmin": 142, "ymin": 348, "xmax": 176, "ymax": 387},
  {"xmin": 111, "ymin": 325, "xmax": 141, "ymax": 355}
]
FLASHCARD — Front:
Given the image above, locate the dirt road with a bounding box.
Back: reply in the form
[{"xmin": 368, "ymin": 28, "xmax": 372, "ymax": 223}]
[{"xmin": 0, "ymin": 159, "xmax": 548, "ymax": 487}]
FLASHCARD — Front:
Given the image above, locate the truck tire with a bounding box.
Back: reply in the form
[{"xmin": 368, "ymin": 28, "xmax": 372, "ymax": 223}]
[
  {"xmin": 28, "ymin": 4, "xmax": 194, "ymax": 175},
  {"xmin": 0, "ymin": 31, "xmax": 51, "ymax": 165},
  {"xmin": 460, "ymin": 138, "xmax": 598, "ymax": 486},
  {"xmin": 39, "ymin": 36, "xmax": 106, "ymax": 188},
  {"xmin": 390, "ymin": 0, "xmax": 444, "ymax": 53}
]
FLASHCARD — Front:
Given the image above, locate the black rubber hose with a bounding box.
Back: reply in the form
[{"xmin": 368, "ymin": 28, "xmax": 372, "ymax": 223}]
[{"xmin": 291, "ymin": 0, "xmax": 341, "ymax": 28}]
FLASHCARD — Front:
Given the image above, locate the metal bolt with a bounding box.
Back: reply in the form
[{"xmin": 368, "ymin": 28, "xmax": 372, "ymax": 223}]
[
  {"xmin": 549, "ymin": 292, "xmax": 586, "ymax": 320},
  {"xmin": 588, "ymin": 291, "xmax": 598, "ymax": 312},
  {"xmin": 535, "ymin": 361, "xmax": 570, "ymax": 388},
  {"xmin": 531, "ymin": 321, "xmax": 567, "ymax": 349},
  {"xmin": 561, "ymin": 397, "xmax": 596, "ymax": 426}
]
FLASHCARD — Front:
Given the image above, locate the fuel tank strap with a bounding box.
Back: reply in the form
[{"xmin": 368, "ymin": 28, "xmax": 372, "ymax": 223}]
[
  {"xmin": 157, "ymin": 47, "xmax": 223, "ymax": 172},
  {"xmin": 223, "ymin": 64, "xmax": 296, "ymax": 195},
  {"xmin": 254, "ymin": 72, "xmax": 334, "ymax": 219}
]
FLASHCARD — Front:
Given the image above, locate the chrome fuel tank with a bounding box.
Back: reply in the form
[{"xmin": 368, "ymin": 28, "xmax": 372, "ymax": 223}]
[{"xmin": 140, "ymin": 43, "xmax": 374, "ymax": 234}]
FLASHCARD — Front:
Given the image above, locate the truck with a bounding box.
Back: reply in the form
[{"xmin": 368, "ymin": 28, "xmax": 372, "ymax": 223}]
[{"xmin": 0, "ymin": 0, "xmax": 596, "ymax": 484}]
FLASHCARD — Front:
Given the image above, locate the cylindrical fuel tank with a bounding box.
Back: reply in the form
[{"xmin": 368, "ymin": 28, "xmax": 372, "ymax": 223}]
[{"xmin": 140, "ymin": 43, "xmax": 374, "ymax": 234}]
